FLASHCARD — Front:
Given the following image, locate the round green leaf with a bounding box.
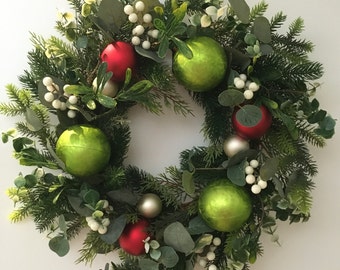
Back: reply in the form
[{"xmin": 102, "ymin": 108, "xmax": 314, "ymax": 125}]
[
  {"xmin": 228, "ymin": 0, "xmax": 250, "ymax": 24},
  {"xmin": 158, "ymin": 246, "xmax": 179, "ymax": 268},
  {"xmin": 218, "ymin": 89, "xmax": 245, "ymax": 107},
  {"xmin": 188, "ymin": 215, "xmax": 214, "ymax": 235},
  {"xmin": 100, "ymin": 214, "xmax": 127, "ymax": 244},
  {"xmin": 236, "ymin": 105, "xmax": 262, "ymax": 127},
  {"xmin": 163, "ymin": 222, "xmax": 195, "ymax": 254},
  {"xmin": 260, "ymin": 157, "xmax": 279, "ymax": 181},
  {"xmin": 49, "ymin": 235, "xmax": 70, "ymax": 257},
  {"xmin": 14, "ymin": 175, "xmax": 26, "ymax": 188},
  {"xmin": 139, "ymin": 259, "xmax": 159, "ymax": 270}
]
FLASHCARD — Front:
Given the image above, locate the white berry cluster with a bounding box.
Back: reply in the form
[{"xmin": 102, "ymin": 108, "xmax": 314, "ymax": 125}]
[
  {"xmin": 245, "ymin": 159, "xmax": 268, "ymax": 194},
  {"xmin": 197, "ymin": 237, "xmax": 222, "ymax": 270},
  {"xmin": 42, "ymin": 76, "xmax": 78, "ymax": 119},
  {"xmin": 85, "ymin": 199, "xmax": 111, "ymax": 235},
  {"xmin": 233, "ymin": 74, "xmax": 260, "ymax": 100},
  {"xmin": 124, "ymin": 1, "xmax": 159, "ymax": 49}
]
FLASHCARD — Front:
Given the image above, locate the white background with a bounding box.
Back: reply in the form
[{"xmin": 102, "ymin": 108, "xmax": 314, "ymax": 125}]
[{"xmin": 0, "ymin": 0, "xmax": 339, "ymax": 269}]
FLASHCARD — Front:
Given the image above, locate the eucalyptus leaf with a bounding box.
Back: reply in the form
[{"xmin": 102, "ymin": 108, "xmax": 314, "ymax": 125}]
[
  {"xmin": 244, "ymin": 33, "xmax": 257, "ymax": 45},
  {"xmin": 67, "ymin": 195, "xmax": 93, "ymax": 216},
  {"xmin": 107, "ymin": 189, "xmax": 138, "ymax": 205},
  {"xmin": 25, "ymin": 108, "xmax": 43, "ymax": 131},
  {"xmin": 75, "ymin": 36, "xmax": 88, "ymax": 49},
  {"xmin": 227, "ymin": 159, "xmax": 247, "ymax": 186},
  {"xmin": 158, "ymin": 246, "xmax": 179, "ymax": 268},
  {"xmin": 228, "ymin": 0, "xmax": 250, "ymax": 24},
  {"xmin": 253, "ymin": 16, "xmax": 272, "ymax": 43},
  {"xmin": 135, "ymin": 46, "xmax": 163, "ymax": 63},
  {"xmin": 14, "ymin": 175, "xmax": 26, "ymax": 188},
  {"xmin": 236, "ymin": 105, "xmax": 262, "ymax": 127},
  {"xmin": 188, "ymin": 215, "xmax": 214, "ymax": 235},
  {"xmin": 100, "ymin": 214, "xmax": 127, "ymax": 244},
  {"xmin": 150, "ymin": 249, "xmax": 162, "ymax": 261},
  {"xmin": 49, "ymin": 235, "xmax": 70, "ymax": 257},
  {"xmin": 58, "ymin": 215, "xmax": 67, "ymax": 234},
  {"xmin": 318, "ymin": 115, "xmax": 336, "ymax": 130},
  {"xmin": 218, "ymin": 89, "xmax": 245, "ymax": 107},
  {"xmin": 182, "ymin": 170, "xmax": 195, "ymax": 196},
  {"xmin": 260, "ymin": 157, "xmax": 279, "ymax": 181},
  {"xmin": 139, "ymin": 259, "xmax": 159, "ymax": 270},
  {"xmin": 164, "ymin": 222, "xmax": 195, "ymax": 254}
]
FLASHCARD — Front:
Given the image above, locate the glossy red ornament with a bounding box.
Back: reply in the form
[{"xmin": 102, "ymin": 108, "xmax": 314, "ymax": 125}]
[
  {"xmin": 232, "ymin": 105, "xmax": 272, "ymax": 139},
  {"xmin": 118, "ymin": 219, "xmax": 150, "ymax": 256},
  {"xmin": 100, "ymin": 41, "xmax": 136, "ymax": 82}
]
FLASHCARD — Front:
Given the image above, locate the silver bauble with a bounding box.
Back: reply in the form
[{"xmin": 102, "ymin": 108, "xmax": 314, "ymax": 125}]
[
  {"xmin": 137, "ymin": 193, "xmax": 162, "ymax": 218},
  {"xmin": 223, "ymin": 135, "xmax": 249, "ymax": 157}
]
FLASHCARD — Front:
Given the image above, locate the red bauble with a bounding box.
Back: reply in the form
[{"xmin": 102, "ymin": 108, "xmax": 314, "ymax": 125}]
[
  {"xmin": 118, "ymin": 219, "xmax": 150, "ymax": 256},
  {"xmin": 100, "ymin": 41, "xmax": 136, "ymax": 82},
  {"xmin": 232, "ymin": 105, "xmax": 272, "ymax": 139}
]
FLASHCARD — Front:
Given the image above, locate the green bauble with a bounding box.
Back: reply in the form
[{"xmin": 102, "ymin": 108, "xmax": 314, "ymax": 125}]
[
  {"xmin": 173, "ymin": 36, "xmax": 228, "ymax": 92},
  {"xmin": 198, "ymin": 179, "xmax": 252, "ymax": 232},
  {"xmin": 56, "ymin": 125, "xmax": 111, "ymax": 177}
]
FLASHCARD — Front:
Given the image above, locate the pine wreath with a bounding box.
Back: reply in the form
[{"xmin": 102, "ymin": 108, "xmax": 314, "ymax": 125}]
[{"xmin": 0, "ymin": 0, "xmax": 336, "ymax": 269}]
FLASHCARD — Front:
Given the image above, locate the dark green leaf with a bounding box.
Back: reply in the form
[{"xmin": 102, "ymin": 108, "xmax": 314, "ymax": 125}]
[
  {"xmin": 100, "ymin": 215, "xmax": 127, "ymax": 244},
  {"xmin": 49, "ymin": 236, "xmax": 70, "ymax": 257},
  {"xmin": 83, "ymin": 189, "xmax": 100, "ymax": 205},
  {"xmin": 153, "ymin": 18, "xmax": 166, "ymax": 31},
  {"xmin": 253, "ymin": 16, "xmax": 272, "ymax": 43},
  {"xmin": 228, "ymin": 0, "xmax": 250, "ymax": 23},
  {"xmin": 260, "ymin": 157, "xmax": 279, "ymax": 180},
  {"xmin": 226, "ymin": 149, "xmax": 258, "ymax": 168},
  {"xmin": 158, "ymin": 246, "xmax": 179, "ymax": 268},
  {"xmin": 244, "ymin": 33, "xmax": 257, "ymax": 45},
  {"xmin": 236, "ymin": 105, "xmax": 262, "ymax": 127},
  {"xmin": 24, "ymin": 174, "xmax": 37, "ymax": 188},
  {"xmin": 164, "ymin": 222, "xmax": 195, "ymax": 254},
  {"xmin": 182, "ymin": 170, "xmax": 195, "ymax": 196},
  {"xmin": 307, "ymin": 110, "xmax": 327, "ymax": 124},
  {"xmin": 67, "ymin": 195, "xmax": 93, "ymax": 216},
  {"xmin": 107, "ymin": 189, "xmax": 138, "ymax": 205},
  {"xmin": 188, "ymin": 216, "xmax": 214, "ymax": 235},
  {"xmin": 139, "ymin": 259, "xmax": 159, "ymax": 270},
  {"xmin": 227, "ymin": 159, "xmax": 247, "ymax": 186},
  {"xmin": 218, "ymin": 89, "xmax": 245, "ymax": 107},
  {"xmin": 58, "ymin": 215, "xmax": 67, "ymax": 234},
  {"xmin": 135, "ymin": 46, "xmax": 163, "ymax": 63},
  {"xmin": 157, "ymin": 37, "xmax": 170, "ymax": 58}
]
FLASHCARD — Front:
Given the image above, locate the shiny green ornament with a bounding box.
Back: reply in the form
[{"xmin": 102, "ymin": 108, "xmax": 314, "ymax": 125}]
[
  {"xmin": 173, "ymin": 36, "xmax": 228, "ymax": 92},
  {"xmin": 56, "ymin": 125, "xmax": 111, "ymax": 177},
  {"xmin": 198, "ymin": 179, "xmax": 252, "ymax": 232}
]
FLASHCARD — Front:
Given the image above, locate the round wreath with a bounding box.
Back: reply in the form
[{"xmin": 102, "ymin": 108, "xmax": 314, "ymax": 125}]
[{"xmin": 0, "ymin": 0, "xmax": 336, "ymax": 269}]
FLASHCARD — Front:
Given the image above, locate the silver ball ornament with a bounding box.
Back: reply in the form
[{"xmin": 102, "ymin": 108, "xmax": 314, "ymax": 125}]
[
  {"xmin": 137, "ymin": 193, "xmax": 162, "ymax": 218},
  {"xmin": 223, "ymin": 135, "xmax": 249, "ymax": 157}
]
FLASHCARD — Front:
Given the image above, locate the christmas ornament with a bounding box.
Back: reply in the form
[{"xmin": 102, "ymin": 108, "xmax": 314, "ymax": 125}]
[
  {"xmin": 101, "ymin": 41, "xmax": 136, "ymax": 82},
  {"xmin": 172, "ymin": 36, "xmax": 228, "ymax": 92},
  {"xmin": 137, "ymin": 193, "xmax": 162, "ymax": 218},
  {"xmin": 198, "ymin": 179, "xmax": 252, "ymax": 232},
  {"xmin": 118, "ymin": 219, "xmax": 150, "ymax": 256},
  {"xmin": 223, "ymin": 135, "xmax": 250, "ymax": 157},
  {"xmin": 55, "ymin": 125, "xmax": 111, "ymax": 177},
  {"xmin": 232, "ymin": 105, "xmax": 272, "ymax": 139}
]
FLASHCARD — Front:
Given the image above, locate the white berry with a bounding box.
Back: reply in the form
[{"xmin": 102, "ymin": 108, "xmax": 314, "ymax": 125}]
[
  {"xmin": 206, "ymin": 251, "xmax": 216, "ymax": 261},
  {"xmin": 245, "ymin": 165, "xmax": 254, "ymax": 175},
  {"xmin": 212, "ymin": 237, "xmax": 221, "ymax": 246},
  {"xmin": 251, "ymin": 184, "xmax": 262, "ymax": 194},
  {"xmin": 246, "ymin": 174, "xmax": 256, "ymax": 184},
  {"xmin": 258, "ymin": 179, "xmax": 268, "ymax": 189},
  {"xmin": 52, "ymin": 99, "xmax": 61, "ymax": 109},
  {"xmin": 59, "ymin": 102, "xmax": 67, "ymax": 111},
  {"xmin": 234, "ymin": 78, "xmax": 245, "ymax": 89},
  {"xmin": 68, "ymin": 95, "xmax": 78, "ymax": 105},
  {"xmin": 135, "ymin": 1, "xmax": 145, "ymax": 11},
  {"xmin": 143, "ymin": 13, "xmax": 152, "ymax": 23},
  {"xmin": 142, "ymin": 40, "xmax": 151, "ymax": 50},
  {"xmin": 46, "ymin": 85, "xmax": 56, "ymax": 92},
  {"xmin": 249, "ymin": 82, "xmax": 260, "ymax": 92},
  {"xmin": 134, "ymin": 25, "xmax": 145, "ymax": 36},
  {"xmin": 88, "ymin": 220, "xmax": 100, "ymax": 231},
  {"xmin": 44, "ymin": 92, "xmax": 55, "ymax": 102},
  {"xmin": 198, "ymin": 259, "xmax": 207, "ymax": 267},
  {"xmin": 128, "ymin": 13, "xmax": 138, "ymax": 23},
  {"xmin": 131, "ymin": 36, "xmax": 141, "ymax": 45},
  {"xmin": 239, "ymin": 74, "xmax": 247, "ymax": 81},
  {"xmin": 101, "ymin": 218, "xmax": 110, "ymax": 227},
  {"xmin": 244, "ymin": 89, "xmax": 254, "ymax": 100},
  {"xmin": 85, "ymin": 216, "xmax": 94, "ymax": 223},
  {"xmin": 67, "ymin": 110, "xmax": 77, "ymax": 118},
  {"xmin": 98, "ymin": 225, "xmax": 108, "ymax": 234},
  {"xmin": 209, "ymin": 265, "xmax": 217, "ymax": 270},
  {"xmin": 150, "ymin": 29, "xmax": 159, "ymax": 39},
  {"xmin": 42, "ymin": 77, "xmax": 53, "ymax": 87},
  {"xmin": 123, "ymin": 4, "xmax": 134, "ymax": 15},
  {"xmin": 250, "ymin": 159, "xmax": 259, "ymax": 168}
]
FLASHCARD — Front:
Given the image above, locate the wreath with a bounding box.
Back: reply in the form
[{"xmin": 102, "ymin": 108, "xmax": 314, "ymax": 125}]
[{"xmin": 0, "ymin": 0, "xmax": 336, "ymax": 269}]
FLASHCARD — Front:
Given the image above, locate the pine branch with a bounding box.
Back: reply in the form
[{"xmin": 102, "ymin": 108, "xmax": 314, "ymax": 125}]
[
  {"xmin": 297, "ymin": 120, "xmax": 326, "ymax": 147},
  {"xmin": 0, "ymin": 85, "xmax": 33, "ymax": 116},
  {"xmin": 270, "ymin": 11, "xmax": 287, "ymax": 32},
  {"xmin": 249, "ymin": 0, "xmax": 268, "ymax": 22},
  {"xmin": 288, "ymin": 17, "xmax": 305, "ymax": 38}
]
